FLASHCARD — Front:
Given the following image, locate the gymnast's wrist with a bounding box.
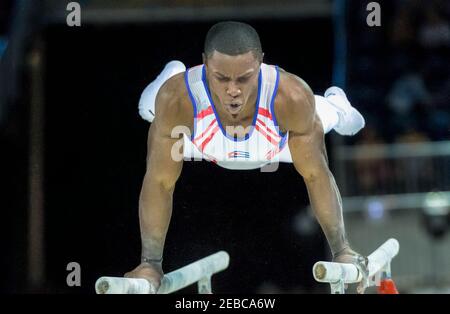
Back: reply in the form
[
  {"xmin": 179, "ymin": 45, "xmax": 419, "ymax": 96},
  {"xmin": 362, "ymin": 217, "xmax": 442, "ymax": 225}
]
[
  {"xmin": 141, "ymin": 255, "xmax": 163, "ymax": 265},
  {"xmin": 331, "ymin": 245, "xmax": 351, "ymax": 258},
  {"xmin": 330, "ymin": 239, "xmax": 350, "ymax": 258}
]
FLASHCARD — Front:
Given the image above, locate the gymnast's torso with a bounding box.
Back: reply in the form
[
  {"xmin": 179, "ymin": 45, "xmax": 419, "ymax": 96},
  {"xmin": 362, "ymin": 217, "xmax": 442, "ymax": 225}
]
[{"xmin": 182, "ymin": 63, "xmax": 293, "ymax": 170}]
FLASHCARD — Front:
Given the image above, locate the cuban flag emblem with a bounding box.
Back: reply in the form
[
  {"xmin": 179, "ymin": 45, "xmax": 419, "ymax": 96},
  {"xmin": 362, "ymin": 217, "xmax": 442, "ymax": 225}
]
[{"xmin": 228, "ymin": 150, "xmax": 250, "ymax": 159}]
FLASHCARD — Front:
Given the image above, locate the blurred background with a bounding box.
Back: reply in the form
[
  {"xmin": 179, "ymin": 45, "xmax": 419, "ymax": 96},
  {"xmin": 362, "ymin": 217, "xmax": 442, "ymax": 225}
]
[{"xmin": 0, "ymin": 0, "xmax": 449, "ymax": 294}]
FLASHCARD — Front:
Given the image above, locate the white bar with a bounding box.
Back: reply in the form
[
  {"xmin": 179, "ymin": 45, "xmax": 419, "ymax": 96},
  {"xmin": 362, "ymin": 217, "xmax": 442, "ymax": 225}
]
[
  {"xmin": 95, "ymin": 277, "xmax": 153, "ymax": 294},
  {"xmin": 313, "ymin": 239, "xmax": 399, "ymax": 283},
  {"xmin": 158, "ymin": 251, "xmax": 229, "ymax": 294},
  {"xmin": 95, "ymin": 251, "xmax": 230, "ymax": 294}
]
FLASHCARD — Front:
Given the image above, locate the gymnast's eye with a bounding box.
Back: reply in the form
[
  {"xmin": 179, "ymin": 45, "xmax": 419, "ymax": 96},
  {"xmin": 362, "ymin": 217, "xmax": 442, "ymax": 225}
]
[
  {"xmin": 216, "ymin": 76, "xmax": 229, "ymax": 82},
  {"xmin": 237, "ymin": 76, "xmax": 250, "ymax": 83}
]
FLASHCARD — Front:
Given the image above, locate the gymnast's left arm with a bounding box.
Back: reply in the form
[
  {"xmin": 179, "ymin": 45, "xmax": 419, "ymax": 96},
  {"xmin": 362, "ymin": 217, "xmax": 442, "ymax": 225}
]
[{"xmin": 276, "ymin": 73, "xmax": 369, "ymax": 293}]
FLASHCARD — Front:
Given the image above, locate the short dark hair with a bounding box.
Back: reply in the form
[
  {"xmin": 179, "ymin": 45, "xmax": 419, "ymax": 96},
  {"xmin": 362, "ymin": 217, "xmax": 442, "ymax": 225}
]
[{"xmin": 204, "ymin": 21, "xmax": 263, "ymax": 61}]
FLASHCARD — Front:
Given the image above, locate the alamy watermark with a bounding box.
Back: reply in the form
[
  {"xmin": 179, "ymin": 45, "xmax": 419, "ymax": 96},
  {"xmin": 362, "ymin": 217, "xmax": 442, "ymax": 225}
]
[
  {"xmin": 66, "ymin": 262, "xmax": 81, "ymax": 287},
  {"xmin": 366, "ymin": 2, "xmax": 381, "ymax": 27},
  {"xmin": 169, "ymin": 124, "xmax": 281, "ymax": 172},
  {"xmin": 66, "ymin": 2, "xmax": 81, "ymax": 27}
]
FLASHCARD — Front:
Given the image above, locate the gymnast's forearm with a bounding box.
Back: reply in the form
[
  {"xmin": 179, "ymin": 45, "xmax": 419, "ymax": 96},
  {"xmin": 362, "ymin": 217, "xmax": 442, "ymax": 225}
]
[
  {"xmin": 305, "ymin": 170, "xmax": 349, "ymax": 256},
  {"xmin": 138, "ymin": 173, "xmax": 175, "ymax": 263}
]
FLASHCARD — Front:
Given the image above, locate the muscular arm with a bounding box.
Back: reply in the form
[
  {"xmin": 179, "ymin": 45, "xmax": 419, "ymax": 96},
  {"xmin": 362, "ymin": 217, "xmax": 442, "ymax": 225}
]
[
  {"xmin": 139, "ymin": 124, "xmax": 180, "ymax": 263},
  {"xmin": 276, "ymin": 72, "xmax": 369, "ymax": 293},
  {"xmin": 125, "ymin": 74, "xmax": 193, "ymax": 290},
  {"xmin": 275, "ymin": 73, "xmax": 348, "ymax": 255},
  {"xmin": 139, "ymin": 74, "xmax": 192, "ymax": 263}
]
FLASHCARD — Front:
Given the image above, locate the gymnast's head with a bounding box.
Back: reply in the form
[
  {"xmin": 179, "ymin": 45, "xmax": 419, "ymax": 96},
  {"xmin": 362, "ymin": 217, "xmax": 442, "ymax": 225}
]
[{"xmin": 202, "ymin": 21, "xmax": 264, "ymax": 117}]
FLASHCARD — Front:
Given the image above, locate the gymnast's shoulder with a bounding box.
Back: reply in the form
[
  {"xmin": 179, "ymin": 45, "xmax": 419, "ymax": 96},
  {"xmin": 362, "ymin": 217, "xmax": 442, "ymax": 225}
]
[
  {"xmin": 273, "ymin": 68, "xmax": 316, "ymax": 134},
  {"xmin": 153, "ymin": 72, "xmax": 194, "ymax": 131}
]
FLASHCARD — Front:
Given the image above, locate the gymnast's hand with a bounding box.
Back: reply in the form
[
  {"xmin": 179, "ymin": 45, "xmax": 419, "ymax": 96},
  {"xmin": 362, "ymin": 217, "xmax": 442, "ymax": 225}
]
[
  {"xmin": 124, "ymin": 262, "xmax": 164, "ymax": 293},
  {"xmin": 332, "ymin": 247, "xmax": 369, "ymax": 294}
]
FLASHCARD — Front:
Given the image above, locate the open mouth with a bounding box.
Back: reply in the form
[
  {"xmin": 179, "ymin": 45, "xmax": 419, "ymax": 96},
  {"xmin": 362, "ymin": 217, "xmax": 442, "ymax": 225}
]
[{"xmin": 226, "ymin": 103, "xmax": 243, "ymax": 113}]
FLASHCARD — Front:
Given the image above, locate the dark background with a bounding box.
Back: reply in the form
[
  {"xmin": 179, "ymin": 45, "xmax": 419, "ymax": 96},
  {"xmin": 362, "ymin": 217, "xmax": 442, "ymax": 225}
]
[
  {"xmin": 4, "ymin": 0, "xmax": 448, "ymax": 294},
  {"xmin": 3, "ymin": 18, "xmax": 332, "ymax": 293}
]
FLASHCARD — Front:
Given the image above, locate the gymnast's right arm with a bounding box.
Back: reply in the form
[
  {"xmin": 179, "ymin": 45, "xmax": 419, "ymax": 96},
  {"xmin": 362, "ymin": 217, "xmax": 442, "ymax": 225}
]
[{"xmin": 124, "ymin": 74, "xmax": 192, "ymax": 291}]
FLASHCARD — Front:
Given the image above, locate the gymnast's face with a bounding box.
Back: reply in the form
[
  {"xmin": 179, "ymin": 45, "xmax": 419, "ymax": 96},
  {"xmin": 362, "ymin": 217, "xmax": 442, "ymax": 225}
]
[{"xmin": 203, "ymin": 50, "xmax": 261, "ymax": 118}]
